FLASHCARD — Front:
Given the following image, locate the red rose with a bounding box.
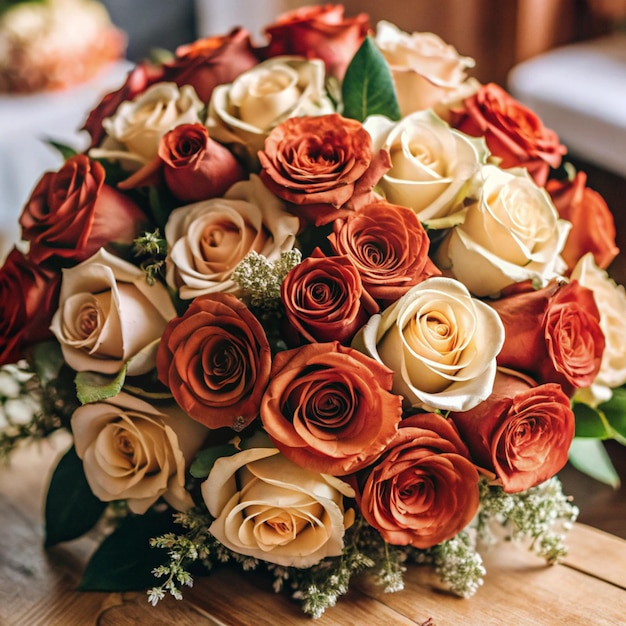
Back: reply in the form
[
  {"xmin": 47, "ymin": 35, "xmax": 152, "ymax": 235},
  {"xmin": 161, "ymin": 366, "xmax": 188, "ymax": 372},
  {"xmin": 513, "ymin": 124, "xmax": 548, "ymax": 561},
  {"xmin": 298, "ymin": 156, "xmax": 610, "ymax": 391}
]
[
  {"xmin": 258, "ymin": 114, "xmax": 391, "ymax": 226},
  {"xmin": 157, "ymin": 293, "xmax": 271, "ymax": 431},
  {"xmin": 546, "ymin": 171, "xmax": 619, "ymax": 272},
  {"xmin": 260, "ymin": 341, "xmax": 403, "ymax": 475},
  {"xmin": 0, "ymin": 248, "xmax": 60, "ymax": 365},
  {"xmin": 162, "ymin": 29, "xmax": 260, "ymax": 102},
  {"xmin": 262, "ymin": 4, "xmax": 369, "ymax": 80},
  {"xmin": 451, "ymin": 83, "xmax": 566, "ymax": 186},
  {"xmin": 351, "ymin": 412, "xmax": 479, "ymax": 549},
  {"xmin": 118, "ymin": 123, "xmax": 246, "ymax": 202},
  {"xmin": 19, "ymin": 155, "xmax": 148, "ymax": 267},
  {"xmin": 490, "ymin": 279, "xmax": 605, "ymax": 395},
  {"xmin": 280, "ymin": 248, "xmax": 378, "ymax": 345},
  {"xmin": 449, "ymin": 371, "xmax": 575, "ymax": 493},
  {"xmin": 327, "ymin": 200, "xmax": 440, "ymax": 306}
]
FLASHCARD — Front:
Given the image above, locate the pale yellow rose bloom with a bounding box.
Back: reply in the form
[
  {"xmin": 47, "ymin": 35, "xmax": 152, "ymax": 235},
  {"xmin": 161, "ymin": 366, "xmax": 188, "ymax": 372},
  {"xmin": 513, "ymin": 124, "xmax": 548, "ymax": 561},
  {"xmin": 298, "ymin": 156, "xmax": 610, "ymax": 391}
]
[
  {"xmin": 374, "ymin": 20, "xmax": 479, "ymax": 118},
  {"xmin": 364, "ymin": 110, "xmax": 488, "ymax": 227},
  {"xmin": 207, "ymin": 56, "xmax": 335, "ymax": 165},
  {"xmin": 165, "ymin": 174, "xmax": 299, "ymax": 299},
  {"xmin": 202, "ymin": 447, "xmax": 355, "ymax": 568},
  {"xmin": 90, "ymin": 82, "xmax": 204, "ymax": 169},
  {"xmin": 72, "ymin": 392, "xmax": 208, "ymax": 514},
  {"xmin": 572, "ymin": 253, "xmax": 626, "ymax": 405},
  {"xmin": 435, "ymin": 165, "xmax": 571, "ymax": 297},
  {"xmin": 352, "ymin": 276, "xmax": 504, "ymax": 412},
  {"xmin": 50, "ymin": 248, "xmax": 177, "ymax": 376}
]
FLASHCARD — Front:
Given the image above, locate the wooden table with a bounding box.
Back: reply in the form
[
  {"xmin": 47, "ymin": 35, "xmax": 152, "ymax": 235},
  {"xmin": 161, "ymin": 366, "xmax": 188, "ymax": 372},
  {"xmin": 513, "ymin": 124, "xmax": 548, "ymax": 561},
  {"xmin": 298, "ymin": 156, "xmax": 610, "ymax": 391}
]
[{"xmin": 1, "ymin": 432, "xmax": 625, "ymax": 626}]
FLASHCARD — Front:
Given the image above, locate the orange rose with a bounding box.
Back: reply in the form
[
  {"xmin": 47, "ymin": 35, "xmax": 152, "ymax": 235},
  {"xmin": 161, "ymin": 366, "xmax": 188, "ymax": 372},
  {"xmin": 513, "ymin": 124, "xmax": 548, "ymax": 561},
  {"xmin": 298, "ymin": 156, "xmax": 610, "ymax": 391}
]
[
  {"xmin": 280, "ymin": 249, "xmax": 378, "ymax": 345},
  {"xmin": 258, "ymin": 114, "xmax": 391, "ymax": 226},
  {"xmin": 157, "ymin": 293, "xmax": 272, "ymax": 431},
  {"xmin": 449, "ymin": 371, "xmax": 575, "ymax": 493},
  {"xmin": 351, "ymin": 412, "xmax": 479, "ymax": 549},
  {"xmin": 262, "ymin": 4, "xmax": 369, "ymax": 80},
  {"xmin": 19, "ymin": 154, "xmax": 148, "ymax": 267},
  {"xmin": 327, "ymin": 200, "xmax": 440, "ymax": 306},
  {"xmin": 490, "ymin": 279, "xmax": 605, "ymax": 395},
  {"xmin": 451, "ymin": 83, "xmax": 566, "ymax": 186},
  {"xmin": 547, "ymin": 171, "xmax": 619, "ymax": 273},
  {"xmin": 260, "ymin": 341, "xmax": 402, "ymax": 475}
]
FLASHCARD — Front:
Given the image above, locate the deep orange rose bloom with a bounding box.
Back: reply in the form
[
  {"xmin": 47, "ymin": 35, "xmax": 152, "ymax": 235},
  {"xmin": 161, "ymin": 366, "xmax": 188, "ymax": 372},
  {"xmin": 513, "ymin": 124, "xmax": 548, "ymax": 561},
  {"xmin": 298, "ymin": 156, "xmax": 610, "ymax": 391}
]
[
  {"xmin": 0, "ymin": 248, "xmax": 60, "ymax": 365},
  {"xmin": 449, "ymin": 370, "xmax": 575, "ymax": 493},
  {"xmin": 260, "ymin": 341, "xmax": 402, "ymax": 475},
  {"xmin": 452, "ymin": 83, "xmax": 567, "ymax": 186},
  {"xmin": 327, "ymin": 201, "xmax": 440, "ymax": 306},
  {"xmin": 351, "ymin": 412, "xmax": 479, "ymax": 549},
  {"xmin": 19, "ymin": 154, "xmax": 148, "ymax": 267},
  {"xmin": 157, "ymin": 293, "xmax": 272, "ymax": 431},
  {"xmin": 163, "ymin": 29, "xmax": 260, "ymax": 102},
  {"xmin": 547, "ymin": 171, "xmax": 619, "ymax": 273},
  {"xmin": 280, "ymin": 248, "xmax": 378, "ymax": 345},
  {"xmin": 258, "ymin": 114, "xmax": 391, "ymax": 226},
  {"xmin": 489, "ymin": 279, "xmax": 605, "ymax": 395},
  {"xmin": 262, "ymin": 4, "xmax": 369, "ymax": 80}
]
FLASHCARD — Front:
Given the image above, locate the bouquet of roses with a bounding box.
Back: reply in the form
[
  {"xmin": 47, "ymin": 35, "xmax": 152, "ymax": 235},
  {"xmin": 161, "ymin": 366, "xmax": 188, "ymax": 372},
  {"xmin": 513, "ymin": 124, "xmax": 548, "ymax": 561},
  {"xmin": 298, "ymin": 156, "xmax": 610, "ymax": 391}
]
[{"xmin": 1, "ymin": 4, "xmax": 624, "ymax": 618}]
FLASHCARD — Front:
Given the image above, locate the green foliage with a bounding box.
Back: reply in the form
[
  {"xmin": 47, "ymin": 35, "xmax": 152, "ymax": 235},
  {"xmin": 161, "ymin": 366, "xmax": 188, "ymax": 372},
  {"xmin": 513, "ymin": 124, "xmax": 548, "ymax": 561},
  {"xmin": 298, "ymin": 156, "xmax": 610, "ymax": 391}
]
[
  {"xmin": 75, "ymin": 365, "xmax": 127, "ymax": 405},
  {"xmin": 341, "ymin": 36, "xmax": 401, "ymax": 122},
  {"xmin": 568, "ymin": 438, "xmax": 620, "ymax": 489},
  {"xmin": 189, "ymin": 444, "xmax": 239, "ymax": 479}
]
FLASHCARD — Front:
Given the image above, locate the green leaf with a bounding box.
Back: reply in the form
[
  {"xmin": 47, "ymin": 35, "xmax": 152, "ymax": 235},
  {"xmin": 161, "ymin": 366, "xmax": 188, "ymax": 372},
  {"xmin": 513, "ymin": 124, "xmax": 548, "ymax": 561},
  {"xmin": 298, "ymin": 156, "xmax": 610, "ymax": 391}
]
[
  {"xmin": 572, "ymin": 401, "xmax": 613, "ymax": 439},
  {"xmin": 44, "ymin": 446, "xmax": 107, "ymax": 547},
  {"xmin": 75, "ymin": 365, "xmax": 127, "ymax": 405},
  {"xmin": 44, "ymin": 139, "xmax": 79, "ymax": 161},
  {"xmin": 598, "ymin": 387, "xmax": 626, "ymax": 445},
  {"xmin": 190, "ymin": 443, "xmax": 239, "ymax": 478},
  {"xmin": 29, "ymin": 340, "xmax": 65, "ymax": 386},
  {"xmin": 79, "ymin": 509, "xmax": 178, "ymax": 591},
  {"xmin": 341, "ymin": 36, "xmax": 401, "ymax": 122},
  {"xmin": 568, "ymin": 438, "xmax": 621, "ymax": 489}
]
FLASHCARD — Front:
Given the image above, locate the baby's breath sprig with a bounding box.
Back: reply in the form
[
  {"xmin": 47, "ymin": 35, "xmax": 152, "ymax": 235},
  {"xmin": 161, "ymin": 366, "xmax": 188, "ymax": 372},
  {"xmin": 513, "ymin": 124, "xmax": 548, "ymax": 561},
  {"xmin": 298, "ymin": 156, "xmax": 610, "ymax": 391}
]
[{"xmin": 133, "ymin": 230, "xmax": 167, "ymax": 285}]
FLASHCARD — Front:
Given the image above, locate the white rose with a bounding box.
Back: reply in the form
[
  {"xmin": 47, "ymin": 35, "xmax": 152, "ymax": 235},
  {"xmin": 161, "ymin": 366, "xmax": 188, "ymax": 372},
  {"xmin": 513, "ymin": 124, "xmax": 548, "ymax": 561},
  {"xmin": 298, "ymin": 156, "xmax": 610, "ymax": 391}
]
[
  {"xmin": 374, "ymin": 20, "xmax": 478, "ymax": 118},
  {"xmin": 572, "ymin": 253, "xmax": 626, "ymax": 405},
  {"xmin": 50, "ymin": 248, "xmax": 177, "ymax": 376},
  {"xmin": 435, "ymin": 165, "xmax": 571, "ymax": 297},
  {"xmin": 352, "ymin": 276, "xmax": 504, "ymax": 412},
  {"xmin": 72, "ymin": 392, "xmax": 208, "ymax": 514},
  {"xmin": 364, "ymin": 110, "xmax": 488, "ymax": 227},
  {"xmin": 90, "ymin": 82, "xmax": 204, "ymax": 169},
  {"xmin": 207, "ymin": 56, "xmax": 335, "ymax": 165},
  {"xmin": 165, "ymin": 174, "xmax": 299, "ymax": 299},
  {"xmin": 202, "ymin": 446, "xmax": 355, "ymax": 568}
]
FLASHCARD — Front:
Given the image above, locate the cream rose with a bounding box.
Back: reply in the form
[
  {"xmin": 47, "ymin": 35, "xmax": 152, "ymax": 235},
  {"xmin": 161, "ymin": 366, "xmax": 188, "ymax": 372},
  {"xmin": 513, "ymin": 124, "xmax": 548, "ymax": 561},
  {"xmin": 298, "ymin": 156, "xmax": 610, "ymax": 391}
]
[
  {"xmin": 352, "ymin": 276, "xmax": 504, "ymax": 412},
  {"xmin": 364, "ymin": 110, "xmax": 488, "ymax": 227},
  {"xmin": 374, "ymin": 20, "xmax": 478, "ymax": 118},
  {"xmin": 572, "ymin": 253, "xmax": 626, "ymax": 405},
  {"xmin": 90, "ymin": 82, "xmax": 204, "ymax": 169},
  {"xmin": 435, "ymin": 165, "xmax": 571, "ymax": 297},
  {"xmin": 165, "ymin": 174, "xmax": 299, "ymax": 299},
  {"xmin": 201, "ymin": 446, "xmax": 355, "ymax": 568},
  {"xmin": 72, "ymin": 392, "xmax": 208, "ymax": 514},
  {"xmin": 50, "ymin": 248, "xmax": 177, "ymax": 376},
  {"xmin": 207, "ymin": 56, "xmax": 335, "ymax": 165}
]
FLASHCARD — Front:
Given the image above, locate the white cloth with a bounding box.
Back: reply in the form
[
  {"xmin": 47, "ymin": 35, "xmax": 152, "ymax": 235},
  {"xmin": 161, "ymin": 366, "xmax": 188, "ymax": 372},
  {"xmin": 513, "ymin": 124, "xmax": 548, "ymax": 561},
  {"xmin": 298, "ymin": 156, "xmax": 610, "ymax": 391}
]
[
  {"xmin": 508, "ymin": 33, "xmax": 626, "ymax": 178},
  {"xmin": 0, "ymin": 61, "xmax": 132, "ymax": 262}
]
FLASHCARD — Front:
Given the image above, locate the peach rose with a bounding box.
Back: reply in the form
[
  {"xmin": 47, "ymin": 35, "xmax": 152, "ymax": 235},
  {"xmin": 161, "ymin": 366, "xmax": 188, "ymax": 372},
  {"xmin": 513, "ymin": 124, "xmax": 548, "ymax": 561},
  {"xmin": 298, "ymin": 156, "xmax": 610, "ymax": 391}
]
[
  {"xmin": 449, "ymin": 371, "xmax": 575, "ymax": 493},
  {"xmin": 350, "ymin": 411, "xmax": 479, "ymax": 549},
  {"xmin": 49, "ymin": 248, "xmax": 176, "ymax": 376},
  {"xmin": 19, "ymin": 154, "xmax": 148, "ymax": 267},
  {"xmin": 547, "ymin": 171, "xmax": 619, "ymax": 273},
  {"xmin": 72, "ymin": 392, "xmax": 208, "ymax": 514},
  {"xmin": 258, "ymin": 113, "xmax": 392, "ymax": 226},
  {"xmin": 157, "ymin": 293, "xmax": 271, "ymax": 431},
  {"xmin": 374, "ymin": 20, "xmax": 478, "ymax": 117},
  {"xmin": 164, "ymin": 174, "xmax": 298, "ymax": 300},
  {"xmin": 328, "ymin": 200, "xmax": 440, "ymax": 306},
  {"xmin": 261, "ymin": 4, "xmax": 369, "ymax": 80},
  {"xmin": 260, "ymin": 341, "xmax": 402, "ymax": 475},
  {"xmin": 451, "ymin": 83, "xmax": 567, "ymax": 186},
  {"xmin": 202, "ymin": 444, "xmax": 354, "ymax": 568}
]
